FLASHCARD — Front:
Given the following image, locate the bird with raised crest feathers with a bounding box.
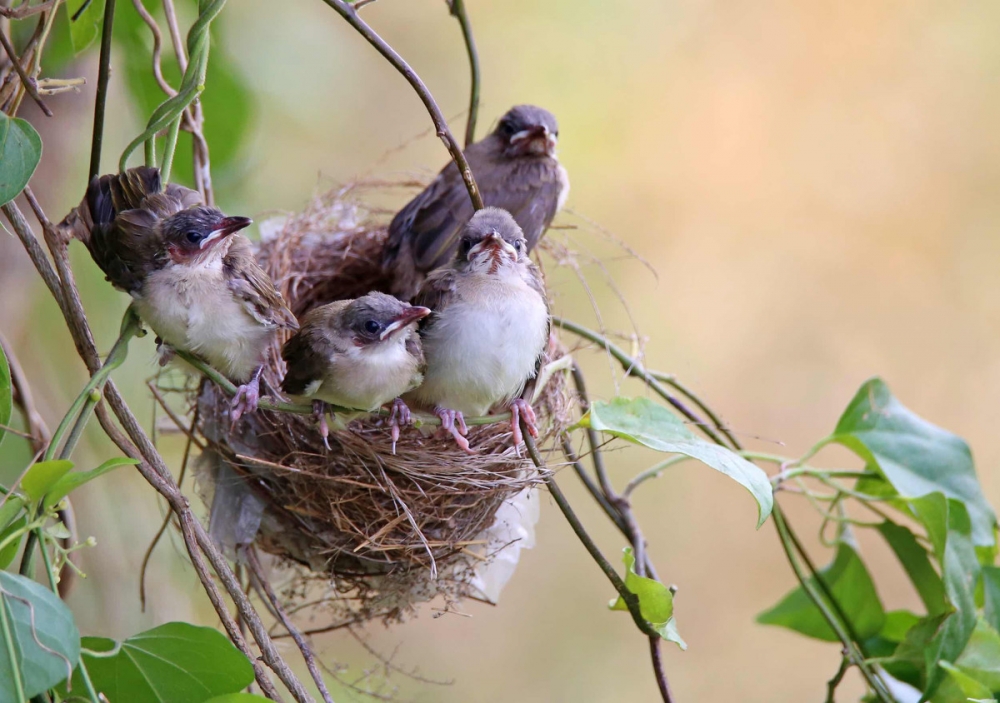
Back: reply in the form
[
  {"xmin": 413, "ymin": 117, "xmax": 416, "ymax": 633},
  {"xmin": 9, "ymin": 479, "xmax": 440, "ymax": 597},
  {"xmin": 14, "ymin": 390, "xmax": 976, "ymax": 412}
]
[{"xmin": 73, "ymin": 166, "xmax": 297, "ymax": 421}]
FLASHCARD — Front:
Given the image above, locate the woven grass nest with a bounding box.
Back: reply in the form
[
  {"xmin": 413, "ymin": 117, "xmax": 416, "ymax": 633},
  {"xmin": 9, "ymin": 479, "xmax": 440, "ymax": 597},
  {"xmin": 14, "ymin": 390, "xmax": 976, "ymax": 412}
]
[{"xmin": 192, "ymin": 179, "xmax": 573, "ymax": 623}]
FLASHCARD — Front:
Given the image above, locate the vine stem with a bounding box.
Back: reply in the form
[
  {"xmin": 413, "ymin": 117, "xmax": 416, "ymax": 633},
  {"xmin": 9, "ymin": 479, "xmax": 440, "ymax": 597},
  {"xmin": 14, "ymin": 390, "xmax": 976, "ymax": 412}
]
[
  {"xmin": 319, "ymin": 0, "xmax": 484, "ymax": 212},
  {"xmin": 447, "ymin": 0, "xmax": 480, "ymax": 147},
  {"xmin": 89, "ymin": 0, "xmax": 117, "ymax": 182},
  {"xmin": 0, "ymin": 588, "xmax": 26, "ymax": 702}
]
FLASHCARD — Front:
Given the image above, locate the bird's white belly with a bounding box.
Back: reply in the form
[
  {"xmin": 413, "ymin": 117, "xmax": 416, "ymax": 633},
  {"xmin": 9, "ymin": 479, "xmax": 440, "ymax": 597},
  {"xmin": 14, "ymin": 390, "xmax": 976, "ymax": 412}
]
[
  {"xmin": 137, "ymin": 263, "xmax": 270, "ymax": 381},
  {"xmin": 416, "ymin": 274, "xmax": 548, "ymax": 416},
  {"xmin": 316, "ymin": 340, "xmax": 421, "ymax": 411}
]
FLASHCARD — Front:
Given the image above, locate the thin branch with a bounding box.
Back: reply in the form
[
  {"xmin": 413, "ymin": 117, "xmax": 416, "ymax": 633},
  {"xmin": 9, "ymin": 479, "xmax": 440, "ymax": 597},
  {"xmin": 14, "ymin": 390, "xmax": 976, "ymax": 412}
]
[
  {"xmin": 447, "ymin": 0, "xmax": 479, "ymax": 146},
  {"xmin": 0, "ymin": 332, "xmax": 50, "ymax": 454},
  {"xmin": 0, "ymin": 0, "xmax": 58, "ymax": 19},
  {"xmin": 89, "ymin": 0, "xmax": 117, "ymax": 181},
  {"xmin": 553, "ymin": 317, "xmax": 728, "ymax": 447},
  {"xmin": 648, "ymin": 370, "xmax": 741, "ymax": 450},
  {"xmin": 0, "ymin": 28, "xmax": 51, "ymax": 115},
  {"xmin": 320, "ymin": 0, "xmax": 484, "ymax": 216},
  {"xmin": 825, "ymin": 649, "xmax": 850, "ymax": 703},
  {"xmin": 247, "ymin": 548, "xmax": 336, "ymax": 703}
]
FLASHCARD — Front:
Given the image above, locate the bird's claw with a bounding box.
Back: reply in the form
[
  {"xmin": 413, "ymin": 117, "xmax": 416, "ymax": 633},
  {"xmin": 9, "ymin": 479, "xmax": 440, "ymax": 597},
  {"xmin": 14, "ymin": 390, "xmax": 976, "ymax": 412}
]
[
  {"xmin": 436, "ymin": 407, "xmax": 472, "ymax": 454},
  {"xmin": 509, "ymin": 398, "xmax": 538, "ymax": 451},
  {"xmin": 313, "ymin": 400, "xmax": 331, "ymax": 451},
  {"xmin": 388, "ymin": 398, "xmax": 413, "ymax": 454},
  {"xmin": 155, "ymin": 339, "xmax": 176, "ymax": 368},
  {"xmin": 230, "ymin": 375, "xmax": 261, "ymax": 427}
]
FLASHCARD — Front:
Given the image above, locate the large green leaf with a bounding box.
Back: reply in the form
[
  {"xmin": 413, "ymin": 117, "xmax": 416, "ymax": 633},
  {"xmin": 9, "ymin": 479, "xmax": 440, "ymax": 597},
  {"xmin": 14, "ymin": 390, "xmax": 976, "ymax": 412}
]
[
  {"xmin": 757, "ymin": 542, "xmax": 886, "ymax": 642},
  {"xmin": 575, "ymin": 397, "xmax": 773, "ymax": 526},
  {"xmin": 66, "ymin": 0, "xmax": 105, "ymax": 54},
  {"xmin": 63, "ymin": 622, "xmax": 254, "ymax": 702},
  {"xmin": 930, "ymin": 620, "xmax": 1000, "ymax": 702},
  {"xmin": 910, "ymin": 494, "xmax": 980, "ymax": 696},
  {"xmin": 610, "ymin": 547, "xmax": 686, "ymax": 650},
  {"xmin": 983, "ymin": 567, "xmax": 1000, "ymax": 634},
  {"xmin": 0, "ymin": 113, "xmax": 42, "ymax": 207},
  {"xmin": 43, "ymin": 457, "xmax": 138, "ymax": 510},
  {"xmin": 0, "ymin": 572, "xmax": 80, "ymax": 699},
  {"xmin": 205, "ymin": 695, "xmax": 271, "ymax": 702},
  {"xmin": 830, "ymin": 378, "xmax": 996, "ymax": 547},
  {"xmin": 876, "ymin": 520, "xmax": 947, "ymax": 616},
  {"xmin": 0, "ymin": 516, "xmax": 27, "ymax": 570},
  {"xmin": 21, "ymin": 460, "xmax": 74, "ymax": 502},
  {"xmin": 0, "ymin": 342, "xmax": 10, "ymax": 450}
]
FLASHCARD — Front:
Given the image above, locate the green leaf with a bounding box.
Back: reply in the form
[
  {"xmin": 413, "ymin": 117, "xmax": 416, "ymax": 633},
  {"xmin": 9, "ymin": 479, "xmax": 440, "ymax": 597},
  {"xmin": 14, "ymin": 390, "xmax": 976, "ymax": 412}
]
[
  {"xmin": 831, "ymin": 378, "xmax": 997, "ymax": 547},
  {"xmin": 910, "ymin": 494, "xmax": 980, "ymax": 697},
  {"xmin": 876, "ymin": 520, "xmax": 948, "ymax": 616},
  {"xmin": 21, "ymin": 460, "xmax": 74, "ymax": 502},
  {"xmin": 205, "ymin": 695, "xmax": 272, "ymax": 703},
  {"xmin": 0, "ymin": 516, "xmax": 27, "ymax": 569},
  {"xmin": 63, "ymin": 622, "xmax": 254, "ymax": 702},
  {"xmin": 0, "ymin": 572, "xmax": 80, "ymax": 699},
  {"xmin": 935, "ymin": 662, "xmax": 994, "ymax": 702},
  {"xmin": 66, "ymin": 0, "xmax": 105, "ymax": 54},
  {"xmin": 0, "ymin": 342, "xmax": 10, "ymax": 450},
  {"xmin": 0, "ymin": 114, "xmax": 42, "ymax": 207},
  {"xmin": 983, "ymin": 567, "xmax": 1000, "ymax": 634},
  {"xmin": 575, "ymin": 397, "xmax": 773, "ymax": 526},
  {"xmin": 43, "ymin": 457, "xmax": 138, "ymax": 510},
  {"xmin": 610, "ymin": 547, "xmax": 686, "ymax": 650},
  {"xmin": 0, "ymin": 496, "xmax": 24, "ymax": 535},
  {"xmin": 757, "ymin": 542, "xmax": 886, "ymax": 642}
]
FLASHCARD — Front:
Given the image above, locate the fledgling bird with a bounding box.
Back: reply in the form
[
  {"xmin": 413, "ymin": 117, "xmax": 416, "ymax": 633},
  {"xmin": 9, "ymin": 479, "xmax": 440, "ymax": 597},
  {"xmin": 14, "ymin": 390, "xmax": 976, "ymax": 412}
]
[
  {"xmin": 280, "ymin": 292, "xmax": 430, "ymax": 451},
  {"xmin": 76, "ymin": 167, "xmax": 297, "ymax": 421},
  {"xmin": 382, "ymin": 104, "xmax": 568, "ymax": 299},
  {"xmin": 407, "ymin": 207, "xmax": 550, "ymax": 453}
]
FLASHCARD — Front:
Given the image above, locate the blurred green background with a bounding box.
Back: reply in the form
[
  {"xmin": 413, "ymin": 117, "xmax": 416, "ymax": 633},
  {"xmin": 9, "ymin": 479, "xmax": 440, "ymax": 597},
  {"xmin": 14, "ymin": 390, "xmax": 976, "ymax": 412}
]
[{"xmin": 3, "ymin": 0, "xmax": 1000, "ymax": 700}]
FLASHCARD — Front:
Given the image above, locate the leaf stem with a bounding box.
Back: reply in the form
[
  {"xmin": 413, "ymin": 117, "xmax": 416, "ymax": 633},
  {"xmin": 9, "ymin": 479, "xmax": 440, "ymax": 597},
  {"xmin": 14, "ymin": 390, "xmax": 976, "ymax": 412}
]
[
  {"xmin": 448, "ymin": 0, "xmax": 480, "ymax": 147},
  {"xmin": 89, "ymin": 0, "xmax": 117, "ymax": 182},
  {"xmin": 0, "ymin": 588, "xmax": 26, "ymax": 703},
  {"xmin": 623, "ymin": 456, "xmax": 694, "ymax": 498},
  {"xmin": 159, "ymin": 115, "xmax": 183, "ymax": 184}
]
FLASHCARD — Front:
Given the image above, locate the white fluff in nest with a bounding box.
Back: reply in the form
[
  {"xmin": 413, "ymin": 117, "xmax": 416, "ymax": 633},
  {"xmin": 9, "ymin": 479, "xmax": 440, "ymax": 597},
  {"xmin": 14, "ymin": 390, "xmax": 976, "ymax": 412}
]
[{"xmin": 468, "ymin": 486, "xmax": 540, "ymax": 604}]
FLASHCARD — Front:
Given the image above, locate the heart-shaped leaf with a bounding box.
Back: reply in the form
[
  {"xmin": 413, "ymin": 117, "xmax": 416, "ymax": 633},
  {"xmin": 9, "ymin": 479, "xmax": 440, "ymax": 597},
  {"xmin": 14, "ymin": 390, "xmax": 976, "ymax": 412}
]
[
  {"xmin": 0, "ymin": 113, "xmax": 42, "ymax": 207},
  {"xmin": 610, "ymin": 547, "xmax": 686, "ymax": 650},
  {"xmin": 62, "ymin": 622, "xmax": 254, "ymax": 702},
  {"xmin": 66, "ymin": 0, "xmax": 105, "ymax": 54},
  {"xmin": 43, "ymin": 457, "xmax": 138, "ymax": 510},
  {"xmin": 0, "ymin": 572, "xmax": 80, "ymax": 699},
  {"xmin": 574, "ymin": 397, "xmax": 773, "ymax": 526},
  {"xmin": 21, "ymin": 460, "xmax": 74, "ymax": 502}
]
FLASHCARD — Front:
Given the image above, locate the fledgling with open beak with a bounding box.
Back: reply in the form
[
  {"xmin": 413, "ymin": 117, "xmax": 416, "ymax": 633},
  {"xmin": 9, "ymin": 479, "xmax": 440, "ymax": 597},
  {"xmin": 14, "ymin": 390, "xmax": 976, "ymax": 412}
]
[
  {"xmin": 407, "ymin": 207, "xmax": 549, "ymax": 453},
  {"xmin": 382, "ymin": 104, "xmax": 569, "ymax": 300},
  {"xmin": 75, "ymin": 167, "xmax": 297, "ymax": 421},
  {"xmin": 280, "ymin": 292, "xmax": 429, "ymax": 452}
]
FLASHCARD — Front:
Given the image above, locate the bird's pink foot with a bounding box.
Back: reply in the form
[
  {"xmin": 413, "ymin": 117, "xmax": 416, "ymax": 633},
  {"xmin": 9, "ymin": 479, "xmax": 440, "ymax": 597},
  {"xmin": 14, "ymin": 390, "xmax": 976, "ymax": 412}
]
[
  {"xmin": 313, "ymin": 400, "xmax": 331, "ymax": 451},
  {"xmin": 388, "ymin": 398, "xmax": 412, "ymax": 454},
  {"xmin": 509, "ymin": 398, "xmax": 538, "ymax": 450},
  {"xmin": 230, "ymin": 368, "xmax": 262, "ymax": 426},
  {"xmin": 436, "ymin": 407, "xmax": 472, "ymax": 453},
  {"xmin": 155, "ymin": 338, "xmax": 176, "ymax": 367}
]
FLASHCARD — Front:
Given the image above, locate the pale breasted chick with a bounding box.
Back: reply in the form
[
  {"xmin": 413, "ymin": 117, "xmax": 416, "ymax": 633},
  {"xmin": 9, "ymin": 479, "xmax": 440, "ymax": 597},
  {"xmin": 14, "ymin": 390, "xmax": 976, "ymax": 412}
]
[
  {"xmin": 281, "ymin": 292, "xmax": 430, "ymax": 451},
  {"xmin": 407, "ymin": 207, "xmax": 550, "ymax": 452},
  {"xmin": 78, "ymin": 167, "xmax": 297, "ymax": 421},
  {"xmin": 382, "ymin": 105, "xmax": 569, "ymax": 299}
]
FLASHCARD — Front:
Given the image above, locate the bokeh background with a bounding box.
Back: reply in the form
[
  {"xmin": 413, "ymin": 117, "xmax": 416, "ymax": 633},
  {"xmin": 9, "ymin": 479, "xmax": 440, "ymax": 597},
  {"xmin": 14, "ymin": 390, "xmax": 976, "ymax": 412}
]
[{"xmin": 3, "ymin": 0, "xmax": 1000, "ymax": 700}]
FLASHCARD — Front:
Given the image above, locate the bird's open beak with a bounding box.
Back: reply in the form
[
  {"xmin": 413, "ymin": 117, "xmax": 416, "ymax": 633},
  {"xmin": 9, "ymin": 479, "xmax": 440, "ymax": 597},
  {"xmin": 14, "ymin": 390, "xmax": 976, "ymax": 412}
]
[
  {"xmin": 510, "ymin": 125, "xmax": 556, "ymax": 155},
  {"xmin": 469, "ymin": 231, "xmax": 517, "ymax": 261},
  {"xmin": 380, "ymin": 305, "xmax": 431, "ymax": 340},
  {"xmin": 200, "ymin": 216, "xmax": 253, "ymax": 249}
]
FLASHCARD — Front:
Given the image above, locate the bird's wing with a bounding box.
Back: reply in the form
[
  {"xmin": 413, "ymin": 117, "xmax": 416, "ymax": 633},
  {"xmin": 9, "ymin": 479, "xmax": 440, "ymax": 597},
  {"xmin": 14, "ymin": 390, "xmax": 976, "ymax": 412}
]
[
  {"xmin": 523, "ymin": 261, "xmax": 551, "ymax": 378},
  {"xmin": 413, "ymin": 266, "xmax": 459, "ymax": 315},
  {"xmin": 224, "ymin": 237, "xmax": 299, "ymax": 330},
  {"xmin": 280, "ymin": 326, "xmax": 330, "ymax": 397},
  {"xmin": 487, "ymin": 160, "xmax": 565, "ymax": 251},
  {"xmin": 405, "ymin": 332, "xmax": 426, "ymax": 373}
]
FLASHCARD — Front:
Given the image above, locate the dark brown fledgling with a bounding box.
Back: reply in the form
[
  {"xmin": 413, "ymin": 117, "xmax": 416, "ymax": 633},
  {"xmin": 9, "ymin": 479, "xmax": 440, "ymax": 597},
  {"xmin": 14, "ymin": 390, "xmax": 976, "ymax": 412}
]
[
  {"xmin": 407, "ymin": 207, "xmax": 549, "ymax": 453},
  {"xmin": 77, "ymin": 167, "xmax": 297, "ymax": 421},
  {"xmin": 382, "ymin": 105, "xmax": 568, "ymax": 300},
  {"xmin": 281, "ymin": 292, "xmax": 429, "ymax": 451}
]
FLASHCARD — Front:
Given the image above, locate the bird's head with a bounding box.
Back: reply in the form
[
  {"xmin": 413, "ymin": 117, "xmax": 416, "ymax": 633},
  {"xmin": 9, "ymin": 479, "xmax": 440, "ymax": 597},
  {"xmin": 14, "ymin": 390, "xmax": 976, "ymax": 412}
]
[
  {"xmin": 456, "ymin": 207, "xmax": 528, "ymax": 275},
  {"xmin": 341, "ymin": 292, "xmax": 430, "ymax": 349},
  {"xmin": 160, "ymin": 207, "xmax": 252, "ymax": 264},
  {"xmin": 494, "ymin": 105, "xmax": 559, "ymax": 158}
]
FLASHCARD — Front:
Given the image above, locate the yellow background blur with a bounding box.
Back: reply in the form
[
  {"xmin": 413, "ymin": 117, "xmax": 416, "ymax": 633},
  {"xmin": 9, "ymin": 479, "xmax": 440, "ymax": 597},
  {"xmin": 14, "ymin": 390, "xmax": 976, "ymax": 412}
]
[{"xmin": 3, "ymin": 0, "xmax": 1000, "ymax": 700}]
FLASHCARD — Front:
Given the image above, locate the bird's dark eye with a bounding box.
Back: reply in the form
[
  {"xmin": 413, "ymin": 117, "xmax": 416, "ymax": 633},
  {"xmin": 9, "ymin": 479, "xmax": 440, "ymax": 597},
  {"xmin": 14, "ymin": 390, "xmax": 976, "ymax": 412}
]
[
  {"xmin": 513, "ymin": 240, "xmax": 523, "ymax": 252},
  {"xmin": 460, "ymin": 237, "xmax": 474, "ymax": 254},
  {"xmin": 364, "ymin": 320, "xmax": 381, "ymax": 335},
  {"xmin": 185, "ymin": 231, "xmax": 202, "ymax": 245}
]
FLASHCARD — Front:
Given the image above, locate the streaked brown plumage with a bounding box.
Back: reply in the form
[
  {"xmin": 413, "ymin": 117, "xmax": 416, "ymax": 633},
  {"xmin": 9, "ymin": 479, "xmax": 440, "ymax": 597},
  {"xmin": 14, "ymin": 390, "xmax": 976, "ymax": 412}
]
[
  {"xmin": 74, "ymin": 167, "xmax": 297, "ymax": 419},
  {"xmin": 281, "ymin": 292, "xmax": 429, "ymax": 450},
  {"xmin": 382, "ymin": 105, "xmax": 569, "ymax": 299}
]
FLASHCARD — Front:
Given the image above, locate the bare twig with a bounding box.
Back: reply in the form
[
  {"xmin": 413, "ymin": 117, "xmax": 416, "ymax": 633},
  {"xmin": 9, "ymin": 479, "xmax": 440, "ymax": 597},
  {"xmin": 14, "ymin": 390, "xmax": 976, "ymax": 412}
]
[
  {"xmin": 89, "ymin": 0, "xmax": 117, "ymax": 181},
  {"xmin": 825, "ymin": 649, "xmax": 850, "ymax": 703},
  {"xmin": 0, "ymin": 0, "xmax": 58, "ymax": 19},
  {"xmin": 0, "ymin": 332, "xmax": 50, "ymax": 454},
  {"xmin": 247, "ymin": 548, "xmax": 335, "ymax": 703},
  {"xmin": 320, "ymin": 0, "xmax": 484, "ymax": 219},
  {"xmin": 0, "ymin": 28, "xmax": 51, "ymax": 115},
  {"xmin": 446, "ymin": 0, "xmax": 480, "ymax": 146}
]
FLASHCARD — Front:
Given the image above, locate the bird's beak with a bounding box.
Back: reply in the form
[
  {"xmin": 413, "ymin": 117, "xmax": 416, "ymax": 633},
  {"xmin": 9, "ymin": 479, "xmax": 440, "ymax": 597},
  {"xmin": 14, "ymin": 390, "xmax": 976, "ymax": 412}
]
[
  {"xmin": 200, "ymin": 216, "xmax": 253, "ymax": 249},
  {"xmin": 469, "ymin": 231, "xmax": 517, "ymax": 261},
  {"xmin": 510, "ymin": 125, "xmax": 555, "ymax": 155},
  {"xmin": 379, "ymin": 305, "xmax": 431, "ymax": 340}
]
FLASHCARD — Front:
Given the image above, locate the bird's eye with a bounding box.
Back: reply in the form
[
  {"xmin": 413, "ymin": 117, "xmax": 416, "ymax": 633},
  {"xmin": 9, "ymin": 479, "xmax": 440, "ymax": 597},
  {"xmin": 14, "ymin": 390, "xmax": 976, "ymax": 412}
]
[
  {"xmin": 185, "ymin": 231, "xmax": 202, "ymax": 245},
  {"xmin": 513, "ymin": 240, "xmax": 523, "ymax": 252},
  {"xmin": 460, "ymin": 237, "xmax": 474, "ymax": 254},
  {"xmin": 364, "ymin": 320, "xmax": 381, "ymax": 335}
]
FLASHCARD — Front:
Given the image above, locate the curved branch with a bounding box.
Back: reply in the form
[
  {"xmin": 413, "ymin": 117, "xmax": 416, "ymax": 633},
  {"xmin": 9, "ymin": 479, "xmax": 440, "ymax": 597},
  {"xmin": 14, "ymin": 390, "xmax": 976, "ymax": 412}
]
[
  {"xmin": 320, "ymin": 0, "xmax": 484, "ymax": 211},
  {"xmin": 447, "ymin": 0, "xmax": 480, "ymax": 146}
]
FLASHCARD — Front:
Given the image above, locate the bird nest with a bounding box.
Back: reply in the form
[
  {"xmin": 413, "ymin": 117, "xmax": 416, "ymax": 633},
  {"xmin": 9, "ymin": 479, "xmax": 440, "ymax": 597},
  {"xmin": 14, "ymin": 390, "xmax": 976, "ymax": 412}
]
[{"xmin": 191, "ymin": 179, "xmax": 573, "ymax": 624}]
